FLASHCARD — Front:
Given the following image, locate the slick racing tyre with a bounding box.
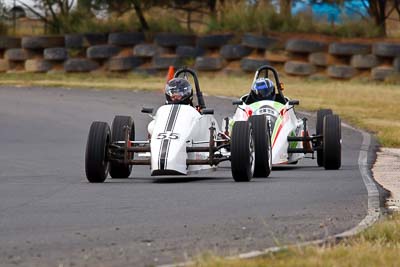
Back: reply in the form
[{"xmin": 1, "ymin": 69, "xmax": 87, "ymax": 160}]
[
  {"xmin": 85, "ymin": 121, "xmax": 111, "ymax": 183},
  {"xmin": 109, "ymin": 116, "xmax": 135, "ymax": 178},
  {"xmin": 249, "ymin": 115, "xmax": 272, "ymax": 178},
  {"xmin": 316, "ymin": 109, "xmax": 332, "ymax": 167},
  {"xmin": 230, "ymin": 121, "xmax": 255, "ymax": 182},
  {"xmin": 323, "ymin": 114, "xmax": 342, "ymax": 170}
]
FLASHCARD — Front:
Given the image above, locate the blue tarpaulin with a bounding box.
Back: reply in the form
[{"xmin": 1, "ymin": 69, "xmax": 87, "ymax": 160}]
[{"xmin": 291, "ymin": 0, "xmax": 369, "ymax": 23}]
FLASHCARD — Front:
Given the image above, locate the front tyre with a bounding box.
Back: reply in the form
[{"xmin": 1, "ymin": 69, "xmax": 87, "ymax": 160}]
[
  {"xmin": 230, "ymin": 121, "xmax": 255, "ymax": 182},
  {"xmin": 85, "ymin": 121, "xmax": 111, "ymax": 183},
  {"xmin": 249, "ymin": 115, "xmax": 272, "ymax": 178},
  {"xmin": 316, "ymin": 109, "xmax": 333, "ymax": 167},
  {"xmin": 323, "ymin": 114, "xmax": 341, "ymax": 170},
  {"xmin": 109, "ymin": 116, "xmax": 135, "ymax": 178}
]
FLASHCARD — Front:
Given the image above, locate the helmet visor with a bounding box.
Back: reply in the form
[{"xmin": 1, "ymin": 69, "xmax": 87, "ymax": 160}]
[{"xmin": 252, "ymin": 80, "xmax": 274, "ymax": 98}]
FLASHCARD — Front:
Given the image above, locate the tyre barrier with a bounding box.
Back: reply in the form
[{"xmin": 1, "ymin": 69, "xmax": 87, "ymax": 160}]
[
  {"xmin": 87, "ymin": 45, "xmax": 120, "ymax": 59},
  {"xmin": 64, "ymin": 58, "xmax": 99, "ymax": 72},
  {"xmin": 286, "ymin": 39, "xmax": 327, "ymax": 53},
  {"xmin": 284, "ymin": 61, "xmax": 317, "ymax": 76},
  {"xmin": 197, "ymin": 34, "xmax": 234, "ymax": 48},
  {"xmin": 0, "ymin": 37, "xmax": 21, "ymax": 49},
  {"xmin": 65, "ymin": 34, "xmax": 86, "ymax": 48},
  {"xmin": 308, "ymin": 52, "xmax": 330, "ymax": 66},
  {"xmin": 265, "ymin": 51, "xmax": 288, "ymax": 63},
  {"xmin": 108, "ymin": 56, "xmax": 144, "ymax": 71},
  {"xmin": 65, "ymin": 33, "xmax": 107, "ymax": 48},
  {"xmin": 394, "ymin": 57, "xmax": 400, "ymax": 72},
  {"xmin": 84, "ymin": 33, "xmax": 108, "ymax": 46},
  {"xmin": 241, "ymin": 33, "xmax": 279, "ymax": 49},
  {"xmin": 133, "ymin": 44, "xmax": 164, "ymax": 57},
  {"xmin": 329, "ymin": 42, "xmax": 371, "ymax": 56},
  {"xmin": 22, "ymin": 36, "xmax": 64, "ymax": 49},
  {"xmin": 0, "ymin": 59, "xmax": 9, "ymax": 72},
  {"xmin": 1, "ymin": 32, "xmax": 400, "ymax": 80},
  {"xmin": 220, "ymin": 44, "xmax": 252, "ymax": 60},
  {"xmin": 4, "ymin": 48, "xmax": 32, "ymax": 61},
  {"xmin": 152, "ymin": 55, "xmax": 183, "ymax": 70},
  {"xmin": 240, "ymin": 58, "xmax": 269, "ymax": 72},
  {"xmin": 327, "ymin": 65, "xmax": 357, "ymax": 79},
  {"xmin": 154, "ymin": 33, "xmax": 196, "ymax": 47},
  {"xmin": 25, "ymin": 59, "xmax": 53, "ymax": 73},
  {"xmin": 350, "ymin": 54, "xmax": 379, "ymax": 69},
  {"xmin": 371, "ymin": 66, "xmax": 394, "ymax": 81},
  {"xmin": 108, "ymin": 32, "xmax": 145, "ymax": 46},
  {"xmin": 195, "ymin": 56, "xmax": 225, "ymax": 71},
  {"xmin": 44, "ymin": 47, "xmax": 68, "ymax": 61},
  {"xmin": 373, "ymin": 43, "xmax": 400, "ymax": 57},
  {"xmin": 176, "ymin": 46, "xmax": 204, "ymax": 58}
]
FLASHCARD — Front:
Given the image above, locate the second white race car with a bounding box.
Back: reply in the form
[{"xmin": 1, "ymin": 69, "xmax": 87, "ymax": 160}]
[{"xmin": 227, "ymin": 65, "xmax": 342, "ymax": 169}]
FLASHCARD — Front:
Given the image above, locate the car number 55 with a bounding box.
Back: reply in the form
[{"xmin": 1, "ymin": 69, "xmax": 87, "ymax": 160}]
[{"xmin": 157, "ymin": 132, "xmax": 180, "ymax": 140}]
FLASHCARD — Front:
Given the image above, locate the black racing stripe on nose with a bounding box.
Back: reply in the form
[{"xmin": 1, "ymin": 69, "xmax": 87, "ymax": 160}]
[
  {"xmin": 166, "ymin": 105, "xmax": 179, "ymax": 131},
  {"xmin": 159, "ymin": 140, "xmax": 169, "ymax": 170},
  {"xmin": 159, "ymin": 105, "xmax": 180, "ymax": 170}
]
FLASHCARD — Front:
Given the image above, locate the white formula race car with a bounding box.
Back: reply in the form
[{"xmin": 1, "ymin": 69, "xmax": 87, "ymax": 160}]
[
  {"xmin": 228, "ymin": 65, "xmax": 341, "ymax": 169},
  {"xmin": 85, "ymin": 68, "xmax": 271, "ymax": 183}
]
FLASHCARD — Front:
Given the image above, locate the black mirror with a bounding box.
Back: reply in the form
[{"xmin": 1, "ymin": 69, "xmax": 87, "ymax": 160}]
[
  {"xmin": 288, "ymin": 100, "xmax": 299, "ymax": 106},
  {"xmin": 141, "ymin": 107, "xmax": 154, "ymax": 114},
  {"xmin": 232, "ymin": 100, "xmax": 243, "ymax": 105},
  {"xmin": 202, "ymin": 108, "xmax": 214, "ymax": 115}
]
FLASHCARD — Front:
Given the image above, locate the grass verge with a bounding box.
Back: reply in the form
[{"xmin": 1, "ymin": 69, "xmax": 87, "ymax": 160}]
[
  {"xmin": 194, "ymin": 213, "xmax": 400, "ymax": 267},
  {"xmin": 0, "ymin": 72, "xmax": 398, "ymax": 147}
]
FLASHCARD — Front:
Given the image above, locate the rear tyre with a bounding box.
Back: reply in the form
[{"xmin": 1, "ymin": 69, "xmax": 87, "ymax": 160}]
[
  {"xmin": 323, "ymin": 114, "xmax": 341, "ymax": 170},
  {"xmin": 316, "ymin": 109, "xmax": 332, "ymax": 166},
  {"xmin": 85, "ymin": 121, "xmax": 111, "ymax": 183},
  {"xmin": 230, "ymin": 121, "xmax": 255, "ymax": 182},
  {"xmin": 109, "ymin": 116, "xmax": 135, "ymax": 178},
  {"xmin": 249, "ymin": 115, "xmax": 272, "ymax": 178}
]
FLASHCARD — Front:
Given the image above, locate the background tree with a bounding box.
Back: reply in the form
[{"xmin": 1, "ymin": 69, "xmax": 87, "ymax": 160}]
[
  {"xmin": 17, "ymin": 0, "xmax": 75, "ymax": 33},
  {"xmin": 315, "ymin": 0, "xmax": 400, "ymax": 36}
]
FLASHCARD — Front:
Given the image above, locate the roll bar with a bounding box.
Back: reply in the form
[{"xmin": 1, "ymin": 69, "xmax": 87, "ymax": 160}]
[
  {"xmin": 174, "ymin": 67, "xmax": 206, "ymax": 109},
  {"xmin": 249, "ymin": 65, "xmax": 286, "ymax": 104}
]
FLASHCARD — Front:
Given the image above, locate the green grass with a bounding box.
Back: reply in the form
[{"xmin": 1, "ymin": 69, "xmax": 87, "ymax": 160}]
[
  {"xmin": 0, "ymin": 72, "xmax": 399, "ymax": 147},
  {"xmin": 194, "ymin": 213, "xmax": 400, "ymax": 267}
]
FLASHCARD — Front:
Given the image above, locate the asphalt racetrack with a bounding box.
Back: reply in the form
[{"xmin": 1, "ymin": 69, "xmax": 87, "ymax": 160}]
[{"xmin": 0, "ymin": 87, "xmax": 373, "ymax": 266}]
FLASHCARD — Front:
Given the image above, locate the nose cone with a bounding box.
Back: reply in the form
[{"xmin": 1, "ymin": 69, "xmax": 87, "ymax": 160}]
[{"xmin": 150, "ymin": 104, "xmax": 201, "ymax": 175}]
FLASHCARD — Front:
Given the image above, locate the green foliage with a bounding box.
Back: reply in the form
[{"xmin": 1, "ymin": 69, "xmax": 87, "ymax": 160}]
[
  {"xmin": 207, "ymin": 0, "xmax": 381, "ymax": 38},
  {"xmin": 52, "ymin": 8, "xmax": 185, "ymax": 34},
  {"xmin": 56, "ymin": 10, "xmax": 136, "ymax": 33},
  {"xmin": 316, "ymin": 19, "xmax": 381, "ymax": 38},
  {"xmin": 147, "ymin": 15, "xmax": 186, "ymax": 33},
  {"xmin": 0, "ymin": 21, "xmax": 7, "ymax": 35},
  {"xmin": 0, "ymin": 0, "xmax": 8, "ymax": 35}
]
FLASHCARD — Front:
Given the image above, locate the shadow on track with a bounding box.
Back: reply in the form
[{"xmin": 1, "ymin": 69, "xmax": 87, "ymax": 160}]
[
  {"xmin": 152, "ymin": 177, "xmax": 216, "ymax": 183},
  {"xmin": 272, "ymin": 165, "xmax": 319, "ymax": 171}
]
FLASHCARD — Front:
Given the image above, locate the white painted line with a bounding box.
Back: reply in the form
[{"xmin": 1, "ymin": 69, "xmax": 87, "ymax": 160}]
[{"xmin": 336, "ymin": 130, "xmax": 381, "ymax": 238}]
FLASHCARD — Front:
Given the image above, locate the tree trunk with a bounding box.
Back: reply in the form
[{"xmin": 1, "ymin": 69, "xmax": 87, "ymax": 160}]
[
  {"xmin": 368, "ymin": 0, "xmax": 387, "ymax": 36},
  {"xmin": 132, "ymin": 0, "xmax": 149, "ymax": 31},
  {"xmin": 208, "ymin": 0, "xmax": 217, "ymax": 14},
  {"xmin": 280, "ymin": 0, "xmax": 291, "ymax": 17}
]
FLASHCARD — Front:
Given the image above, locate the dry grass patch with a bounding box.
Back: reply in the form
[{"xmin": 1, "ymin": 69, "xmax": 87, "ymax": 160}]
[
  {"xmin": 0, "ymin": 72, "xmax": 399, "ymax": 147},
  {"xmin": 194, "ymin": 214, "xmax": 400, "ymax": 267}
]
